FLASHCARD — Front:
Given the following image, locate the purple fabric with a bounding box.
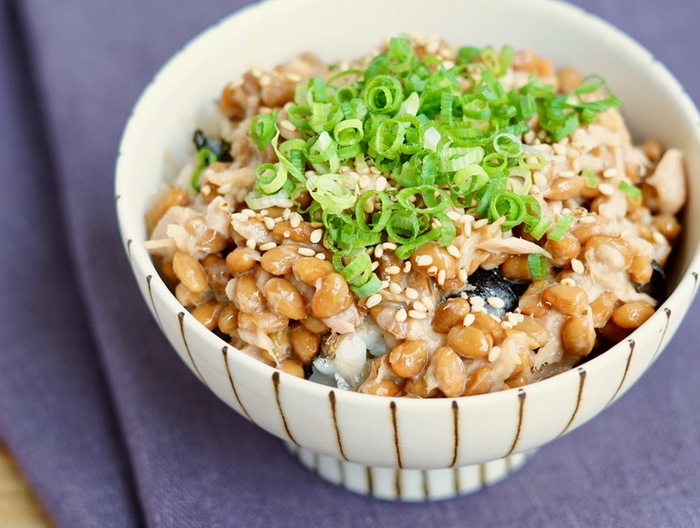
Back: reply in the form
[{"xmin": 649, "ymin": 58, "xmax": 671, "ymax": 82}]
[{"xmin": 1, "ymin": 0, "xmax": 698, "ymax": 527}]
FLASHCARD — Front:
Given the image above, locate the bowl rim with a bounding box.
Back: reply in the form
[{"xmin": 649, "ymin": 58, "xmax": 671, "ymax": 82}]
[{"xmin": 115, "ymin": 0, "xmax": 700, "ymax": 411}]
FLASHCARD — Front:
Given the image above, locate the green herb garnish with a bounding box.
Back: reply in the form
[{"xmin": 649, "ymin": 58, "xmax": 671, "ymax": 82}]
[{"xmin": 242, "ymin": 36, "xmax": 621, "ymax": 296}]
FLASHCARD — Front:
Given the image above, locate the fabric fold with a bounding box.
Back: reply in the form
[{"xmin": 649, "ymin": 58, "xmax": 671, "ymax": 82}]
[{"xmin": 0, "ymin": 2, "xmax": 143, "ymax": 527}]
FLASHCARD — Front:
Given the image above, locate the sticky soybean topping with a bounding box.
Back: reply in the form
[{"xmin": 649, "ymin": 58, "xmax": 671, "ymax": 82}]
[{"xmin": 147, "ymin": 34, "xmax": 684, "ymax": 398}]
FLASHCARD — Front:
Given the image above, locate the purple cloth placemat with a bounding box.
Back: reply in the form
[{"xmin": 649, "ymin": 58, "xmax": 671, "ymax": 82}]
[
  {"xmin": 0, "ymin": 2, "xmax": 141, "ymax": 526},
  {"xmin": 2, "ymin": 0, "xmax": 699, "ymax": 526}
]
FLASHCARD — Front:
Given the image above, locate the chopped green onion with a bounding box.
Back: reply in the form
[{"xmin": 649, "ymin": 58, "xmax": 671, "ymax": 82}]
[
  {"xmin": 190, "ymin": 147, "xmax": 218, "ymax": 192},
  {"xmin": 350, "ymin": 274, "xmax": 382, "ymax": 297},
  {"xmin": 526, "ymin": 216, "xmax": 552, "ymax": 241},
  {"xmin": 528, "ymin": 253, "xmax": 548, "ymax": 280},
  {"xmin": 618, "ymin": 180, "xmax": 642, "ymax": 200},
  {"xmin": 249, "ymin": 113, "xmax": 277, "ymax": 152},
  {"xmin": 493, "ymin": 132, "xmax": 522, "ymax": 158},
  {"xmin": 306, "ymin": 173, "xmax": 358, "ymax": 212},
  {"xmin": 488, "ymin": 191, "xmax": 526, "ymax": 230},
  {"xmin": 238, "ymin": 35, "xmax": 623, "ymax": 295},
  {"xmin": 548, "ymin": 213, "xmax": 576, "ymax": 242},
  {"xmin": 582, "ymin": 168, "xmax": 600, "ymax": 188}
]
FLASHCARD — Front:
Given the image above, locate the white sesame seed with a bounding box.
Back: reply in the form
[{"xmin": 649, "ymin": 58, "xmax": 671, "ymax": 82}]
[
  {"xmin": 421, "ymin": 299, "xmax": 435, "ymax": 313},
  {"xmin": 289, "ymin": 213, "xmax": 302, "ymax": 229},
  {"xmin": 259, "ymin": 242, "xmax": 277, "ymax": 251},
  {"xmin": 458, "ymin": 269, "xmax": 468, "ymax": 283},
  {"xmin": 489, "ymin": 313, "xmax": 502, "ymax": 323},
  {"xmin": 416, "ymin": 255, "xmax": 433, "ymax": 266},
  {"xmin": 533, "ymin": 172, "xmax": 547, "ymax": 187},
  {"xmin": 553, "ymin": 144, "xmax": 566, "ymax": 156},
  {"xmin": 280, "ymin": 119, "xmax": 296, "ymax": 132},
  {"xmin": 437, "ymin": 269, "xmax": 447, "ymax": 285},
  {"xmin": 487, "ymin": 296, "xmax": 505, "ymax": 310},
  {"xmin": 413, "ymin": 301, "xmax": 428, "ymax": 312},
  {"xmin": 390, "ymin": 282, "xmax": 402, "ymax": 295},
  {"xmin": 653, "ymin": 231, "xmax": 667, "ymax": 245},
  {"xmin": 566, "ymin": 148, "xmax": 581, "ymax": 159},
  {"xmin": 285, "ymin": 72, "xmax": 302, "ymax": 83},
  {"xmin": 446, "ymin": 211, "xmax": 461, "ymax": 222},
  {"xmin": 559, "ymin": 170, "xmax": 575, "ymax": 178},
  {"xmin": 561, "ymin": 278, "xmax": 576, "ymax": 287},
  {"xmin": 310, "ymin": 229, "xmax": 323, "ymax": 244},
  {"xmin": 408, "ymin": 310, "xmax": 427, "ymax": 320},
  {"xmin": 297, "ymin": 247, "xmax": 316, "ymax": 257},
  {"xmin": 259, "ymin": 75, "xmax": 271, "ymax": 87},
  {"xmin": 366, "ymin": 294, "xmax": 382, "ymax": 308},
  {"xmin": 263, "ymin": 217, "xmax": 276, "ymax": 230},
  {"xmin": 473, "ymin": 219, "xmax": 489, "ymax": 229},
  {"xmin": 470, "ymin": 296, "xmax": 485, "ymax": 308},
  {"xmin": 371, "ymin": 261, "xmax": 380, "ymax": 271},
  {"xmin": 359, "ymin": 175, "xmax": 371, "ymax": 189},
  {"xmin": 405, "ymin": 288, "xmax": 419, "ymax": 300},
  {"xmin": 283, "ymin": 231, "xmax": 291, "ymax": 238},
  {"xmin": 380, "ymin": 280, "xmax": 390, "ymax": 290},
  {"xmin": 315, "ymin": 253, "xmax": 326, "ymax": 260},
  {"xmin": 375, "ymin": 176, "xmax": 388, "ymax": 192},
  {"xmin": 242, "ymin": 208, "xmax": 256, "ymax": 217},
  {"xmin": 383, "ymin": 242, "xmax": 398, "ymax": 251},
  {"xmin": 501, "ymin": 321, "xmax": 513, "ymax": 330},
  {"xmin": 488, "ymin": 346, "xmax": 501, "ymax": 363},
  {"xmin": 403, "ymin": 261, "xmax": 412, "ymax": 273},
  {"xmin": 603, "ymin": 168, "xmax": 619, "ymax": 178},
  {"xmin": 447, "ymin": 245, "xmax": 461, "ymax": 258},
  {"xmin": 246, "ymin": 238, "xmax": 257, "ymax": 249},
  {"xmin": 571, "ymin": 258, "xmax": 585, "ymax": 274},
  {"xmin": 282, "ymin": 208, "xmax": 291, "ymax": 220},
  {"xmin": 364, "ymin": 199, "xmax": 374, "ymax": 214},
  {"xmin": 385, "ymin": 266, "xmax": 401, "ymax": 275},
  {"xmin": 463, "ymin": 314, "xmax": 476, "ymax": 327},
  {"xmin": 395, "ymin": 308, "xmax": 408, "ymax": 322},
  {"xmin": 598, "ymin": 183, "xmax": 615, "ymax": 196},
  {"xmin": 530, "ymin": 185, "xmax": 541, "ymax": 195},
  {"xmin": 427, "ymin": 265, "xmax": 438, "ymax": 275},
  {"xmin": 579, "ymin": 215, "xmax": 596, "ymax": 224}
]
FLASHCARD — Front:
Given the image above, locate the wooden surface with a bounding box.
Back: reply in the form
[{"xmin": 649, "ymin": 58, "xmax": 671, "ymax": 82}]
[{"xmin": 0, "ymin": 440, "xmax": 54, "ymax": 528}]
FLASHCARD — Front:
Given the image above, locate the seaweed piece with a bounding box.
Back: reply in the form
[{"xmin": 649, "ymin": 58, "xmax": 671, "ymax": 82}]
[
  {"xmin": 634, "ymin": 260, "xmax": 669, "ymax": 302},
  {"xmin": 453, "ymin": 267, "xmax": 528, "ymax": 317}
]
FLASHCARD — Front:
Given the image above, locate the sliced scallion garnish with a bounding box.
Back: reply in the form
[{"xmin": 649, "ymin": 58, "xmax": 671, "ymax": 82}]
[
  {"xmin": 238, "ymin": 36, "xmax": 622, "ymax": 296},
  {"xmin": 618, "ymin": 180, "xmax": 642, "ymax": 200},
  {"xmin": 528, "ymin": 253, "xmax": 548, "ymax": 280},
  {"xmin": 548, "ymin": 213, "xmax": 576, "ymax": 242}
]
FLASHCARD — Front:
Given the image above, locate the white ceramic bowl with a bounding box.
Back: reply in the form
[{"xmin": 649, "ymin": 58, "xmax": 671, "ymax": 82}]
[{"xmin": 115, "ymin": 0, "xmax": 700, "ymax": 501}]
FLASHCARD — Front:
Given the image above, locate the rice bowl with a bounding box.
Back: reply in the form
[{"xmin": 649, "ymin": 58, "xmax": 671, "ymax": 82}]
[{"xmin": 116, "ymin": 0, "xmax": 700, "ymax": 500}]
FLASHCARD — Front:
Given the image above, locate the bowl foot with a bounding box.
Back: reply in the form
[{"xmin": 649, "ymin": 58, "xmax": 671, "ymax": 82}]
[{"xmin": 285, "ymin": 443, "xmax": 536, "ymax": 501}]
